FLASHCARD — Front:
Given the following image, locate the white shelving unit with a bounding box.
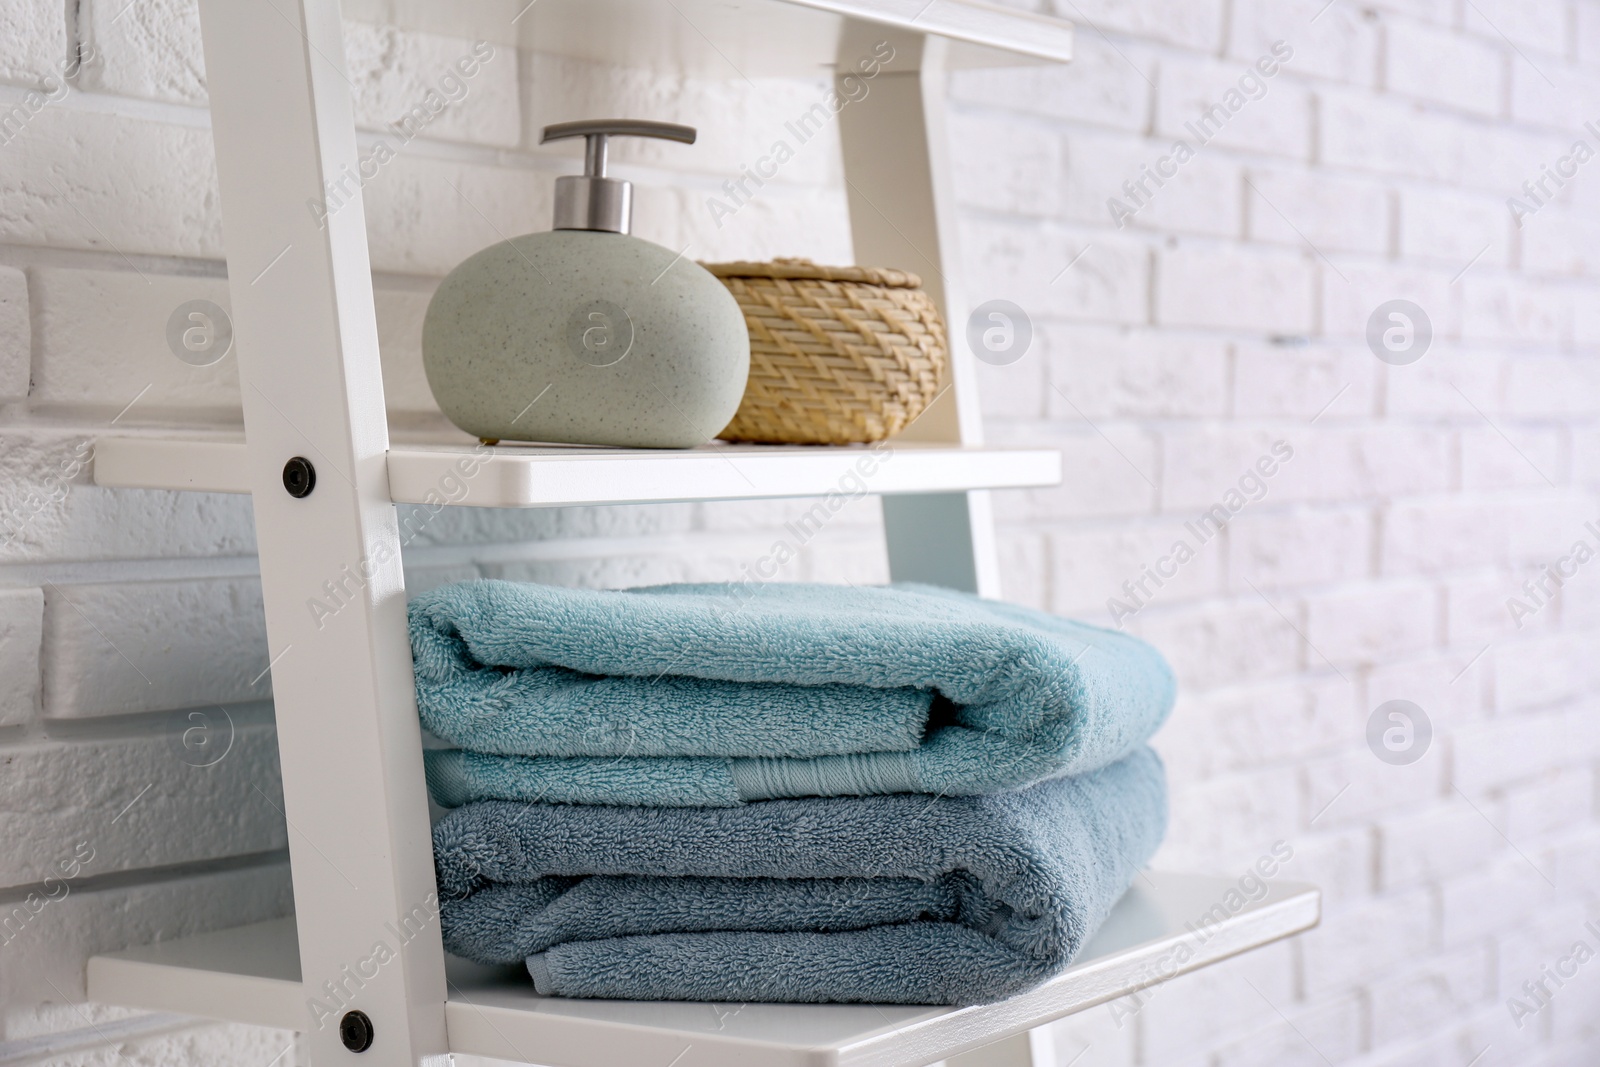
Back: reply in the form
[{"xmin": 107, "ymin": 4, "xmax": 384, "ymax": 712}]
[{"xmin": 83, "ymin": 1, "xmax": 1319, "ymax": 1065}]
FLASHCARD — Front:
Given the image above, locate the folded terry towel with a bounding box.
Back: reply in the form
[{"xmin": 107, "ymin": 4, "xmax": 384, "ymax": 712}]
[
  {"xmin": 411, "ymin": 580, "xmax": 1174, "ymax": 807},
  {"xmin": 433, "ymin": 745, "xmax": 1167, "ymax": 1005}
]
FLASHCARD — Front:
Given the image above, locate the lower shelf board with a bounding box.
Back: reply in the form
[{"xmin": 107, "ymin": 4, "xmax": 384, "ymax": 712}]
[{"xmin": 86, "ymin": 872, "xmax": 1318, "ymax": 1067}]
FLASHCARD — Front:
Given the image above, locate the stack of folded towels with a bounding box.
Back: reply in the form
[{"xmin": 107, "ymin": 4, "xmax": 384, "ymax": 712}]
[{"xmin": 411, "ymin": 579, "xmax": 1175, "ymax": 1006}]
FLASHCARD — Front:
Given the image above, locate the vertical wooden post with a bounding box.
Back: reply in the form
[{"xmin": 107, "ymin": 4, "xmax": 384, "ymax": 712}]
[
  {"xmin": 837, "ymin": 35, "xmax": 1002, "ymax": 598},
  {"xmin": 194, "ymin": 1, "xmax": 447, "ymax": 1063}
]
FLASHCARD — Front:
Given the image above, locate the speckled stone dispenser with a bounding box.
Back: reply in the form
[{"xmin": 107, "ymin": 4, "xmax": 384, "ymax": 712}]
[{"xmin": 422, "ymin": 119, "xmax": 750, "ymax": 448}]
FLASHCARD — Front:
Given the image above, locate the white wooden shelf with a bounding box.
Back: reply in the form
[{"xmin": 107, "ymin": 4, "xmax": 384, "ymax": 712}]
[
  {"xmin": 87, "ymin": 873, "xmax": 1318, "ymax": 1067},
  {"xmin": 90, "ymin": 436, "xmax": 1062, "ymax": 508},
  {"xmin": 344, "ymin": 0, "xmax": 1073, "ymax": 73}
]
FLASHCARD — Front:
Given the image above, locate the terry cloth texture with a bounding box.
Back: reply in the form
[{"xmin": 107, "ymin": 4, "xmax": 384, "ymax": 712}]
[
  {"xmin": 432, "ymin": 746, "xmax": 1167, "ymax": 1005},
  {"xmin": 410, "ymin": 580, "xmax": 1175, "ymax": 807}
]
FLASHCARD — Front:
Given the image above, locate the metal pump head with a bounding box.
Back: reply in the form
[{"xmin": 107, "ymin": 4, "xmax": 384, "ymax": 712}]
[{"xmin": 541, "ymin": 119, "xmax": 697, "ymax": 235}]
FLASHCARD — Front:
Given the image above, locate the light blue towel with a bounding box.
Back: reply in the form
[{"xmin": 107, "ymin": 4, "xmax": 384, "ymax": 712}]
[
  {"xmin": 411, "ymin": 580, "xmax": 1175, "ymax": 807},
  {"xmin": 433, "ymin": 746, "xmax": 1167, "ymax": 1005}
]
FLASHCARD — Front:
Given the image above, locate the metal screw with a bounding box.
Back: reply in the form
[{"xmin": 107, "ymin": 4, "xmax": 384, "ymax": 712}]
[
  {"xmin": 282, "ymin": 456, "xmax": 316, "ymax": 498},
  {"xmin": 339, "ymin": 1010, "xmax": 374, "ymax": 1053}
]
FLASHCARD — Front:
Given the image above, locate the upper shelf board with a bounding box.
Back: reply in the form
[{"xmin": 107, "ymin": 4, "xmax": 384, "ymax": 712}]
[
  {"xmin": 87, "ymin": 872, "xmax": 1318, "ymax": 1067},
  {"xmin": 91, "ymin": 436, "xmax": 1062, "ymax": 508},
  {"xmin": 341, "ymin": 0, "xmax": 1073, "ymax": 74}
]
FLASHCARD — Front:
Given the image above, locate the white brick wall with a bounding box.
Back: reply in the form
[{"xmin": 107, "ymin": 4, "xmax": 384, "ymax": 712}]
[{"xmin": 0, "ymin": 0, "xmax": 1597, "ymax": 1065}]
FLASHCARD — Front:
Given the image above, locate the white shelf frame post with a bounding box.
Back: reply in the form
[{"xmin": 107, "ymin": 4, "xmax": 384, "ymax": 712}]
[
  {"xmin": 194, "ymin": 0, "xmax": 448, "ymax": 1064},
  {"xmin": 838, "ymin": 35, "xmax": 1002, "ymax": 598}
]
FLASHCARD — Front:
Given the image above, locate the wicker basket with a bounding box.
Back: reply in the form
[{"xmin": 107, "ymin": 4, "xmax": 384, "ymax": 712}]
[{"xmin": 703, "ymin": 258, "xmax": 948, "ymax": 445}]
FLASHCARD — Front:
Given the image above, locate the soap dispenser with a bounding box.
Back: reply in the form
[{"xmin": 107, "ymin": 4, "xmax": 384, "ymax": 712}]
[{"xmin": 421, "ymin": 119, "xmax": 751, "ymax": 448}]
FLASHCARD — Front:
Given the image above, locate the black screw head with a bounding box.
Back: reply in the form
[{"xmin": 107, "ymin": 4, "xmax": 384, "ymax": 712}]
[
  {"xmin": 339, "ymin": 1010, "xmax": 374, "ymax": 1053},
  {"xmin": 282, "ymin": 456, "xmax": 316, "ymax": 498}
]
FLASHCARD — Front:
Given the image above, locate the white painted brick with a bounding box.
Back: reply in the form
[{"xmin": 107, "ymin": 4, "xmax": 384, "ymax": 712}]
[
  {"xmin": 1157, "ymin": 242, "xmax": 1315, "ymax": 333},
  {"xmin": 1522, "ymin": 206, "xmax": 1600, "ymax": 277},
  {"xmin": 0, "ymin": 587, "xmax": 43, "ymax": 726},
  {"xmin": 0, "ymin": 265, "xmax": 27, "ymax": 403},
  {"xmin": 1134, "ymin": 600, "xmax": 1302, "ymax": 690},
  {"xmin": 1503, "ymin": 766, "xmax": 1595, "ymax": 841},
  {"xmin": 1491, "ymin": 633, "xmax": 1599, "ymax": 712},
  {"xmin": 1158, "ymin": 675, "xmax": 1357, "ymax": 780},
  {"xmin": 950, "ymin": 110, "xmax": 1065, "ymax": 219},
  {"xmin": 973, "ymin": 344, "xmax": 1046, "ymax": 421},
  {"xmin": 1320, "ymin": 89, "xmax": 1467, "ymax": 181},
  {"xmin": 1132, "ymin": 947, "xmax": 1294, "ymax": 1065},
  {"xmin": 1439, "ymin": 859, "xmax": 1560, "ymax": 946},
  {"xmin": 1454, "ymin": 711, "xmax": 1574, "ymax": 792},
  {"xmin": 1550, "ymin": 825, "xmax": 1600, "ymax": 892},
  {"xmin": 0, "ymin": 861, "xmax": 291, "ymax": 1004},
  {"xmin": 1064, "ymin": 128, "xmax": 1242, "ymax": 238},
  {"xmin": 1510, "ymin": 61, "xmax": 1600, "ymax": 131},
  {"xmin": 1233, "ymin": 341, "xmax": 1377, "ymax": 420},
  {"xmin": 1385, "ymin": 19, "xmax": 1506, "ymax": 117},
  {"xmin": 1368, "ymin": 944, "xmax": 1495, "ymax": 1047},
  {"xmin": 1506, "ymin": 491, "xmax": 1595, "ymax": 563},
  {"xmin": 1381, "ymin": 499, "xmax": 1509, "ymax": 575},
  {"xmin": 1368, "ymin": 650, "xmax": 1495, "ymax": 726},
  {"xmin": 1384, "ymin": 348, "xmax": 1504, "ymax": 417},
  {"xmin": 1398, "ymin": 186, "xmax": 1513, "ymax": 268},
  {"xmin": 1306, "ymin": 426, "xmax": 1456, "ymax": 499},
  {"xmin": 1161, "ymin": 767, "xmax": 1302, "ymax": 867},
  {"xmin": 28, "ymin": 267, "xmax": 442, "ymax": 420},
  {"xmin": 1229, "ymin": 0, "xmax": 1379, "ymax": 86},
  {"xmin": 1208, "ymin": 995, "xmax": 1363, "ymax": 1067},
  {"xmin": 1321, "ymin": 260, "xmax": 1455, "ymax": 340},
  {"xmin": 1159, "ymin": 427, "xmax": 1301, "ymax": 512},
  {"xmin": 1461, "ymin": 276, "xmax": 1573, "ymax": 345},
  {"xmin": 1463, "ymin": 0, "xmax": 1570, "ymax": 56},
  {"xmin": 0, "ymin": 725, "xmax": 285, "ymax": 885},
  {"xmin": 1582, "ymin": 1, "xmax": 1600, "ymax": 63},
  {"xmin": 1047, "ymin": 0, "xmax": 1225, "ymax": 50},
  {"xmin": 1045, "ymin": 328, "xmax": 1230, "ymax": 419},
  {"xmin": 1302, "ymin": 746, "xmax": 1445, "ymax": 828},
  {"xmin": 1048, "ymin": 522, "xmax": 1223, "ymax": 618},
  {"xmin": 1300, "ymin": 887, "xmax": 1437, "ymax": 997},
  {"xmin": 1245, "ymin": 167, "xmax": 1389, "ymax": 254},
  {"xmin": 1156, "ymin": 53, "xmax": 1312, "ymax": 160},
  {"xmin": 41, "ymin": 579, "xmax": 270, "ymax": 718},
  {"xmin": 1379, "ymin": 803, "xmax": 1502, "ymax": 887},
  {"xmin": 0, "ymin": 0, "xmax": 67, "ymax": 88},
  {"xmin": 997, "ymin": 531, "xmax": 1048, "ymax": 613},
  {"xmin": 1447, "ymin": 570, "xmax": 1536, "ymax": 647},
  {"xmin": 1461, "ymin": 425, "xmax": 1565, "ymax": 490},
  {"xmin": 1288, "ymin": 827, "xmax": 1375, "ymax": 906},
  {"xmin": 1305, "ymin": 579, "xmax": 1433, "ymax": 662},
  {"xmin": 1230, "ymin": 506, "xmax": 1371, "ymax": 589},
  {"xmin": 990, "ymin": 424, "xmax": 1159, "ymax": 520},
  {"xmin": 950, "ymin": 32, "xmax": 1153, "ymax": 132},
  {"xmin": 959, "ymin": 218, "xmax": 1149, "ymax": 326}
]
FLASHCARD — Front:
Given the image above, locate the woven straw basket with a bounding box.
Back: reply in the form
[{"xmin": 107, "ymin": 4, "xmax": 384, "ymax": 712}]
[{"xmin": 704, "ymin": 258, "xmax": 948, "ymax": 445}]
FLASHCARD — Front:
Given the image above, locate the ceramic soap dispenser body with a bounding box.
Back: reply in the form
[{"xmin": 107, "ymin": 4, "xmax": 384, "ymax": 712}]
[{"xmin": 422, "ymin": 120, "xmax": 750, "ymax": 448}]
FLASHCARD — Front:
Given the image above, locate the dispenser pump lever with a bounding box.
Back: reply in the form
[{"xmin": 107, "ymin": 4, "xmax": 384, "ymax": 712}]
[{"xmin": 541, "ymin": 120, "xmax": 698, "ymax": 234}]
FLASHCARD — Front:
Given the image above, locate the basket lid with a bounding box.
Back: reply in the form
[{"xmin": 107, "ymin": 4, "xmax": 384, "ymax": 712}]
[{"xmin": 700, "ymin": 257, "xmax": 923, "ymax": 289}]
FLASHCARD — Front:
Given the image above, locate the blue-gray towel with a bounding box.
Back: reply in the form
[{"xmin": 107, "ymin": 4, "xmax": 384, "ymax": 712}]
[
  {"xmin": 433, "ymin": 746, "xmax": 1167, "ymax": 1005},
  {"xmin": 410, "ymin": 580, "xmax": 1175, "ymax": 807}
]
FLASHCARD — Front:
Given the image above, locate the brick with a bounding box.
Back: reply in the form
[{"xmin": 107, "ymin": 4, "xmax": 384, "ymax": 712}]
[
  {"xmin": 1460, "ymin": 276, "xmax": 1572, "ymax": 347},
  {"xmin": 0, "ymin": 860, "xmax": 291, "ymax": 1004},
  {"xmin": 1135, "ymin": 599, "xmax": 1302, "ymax": 690},
  {"xmin": 1160, "ymin": 427, "xmax": 1304, "ymax": 512},
  {"xmin": 1454, "ymin": 711, "xmax": 1574, "ymax": 792},
  {"xmin": 1230, "ymin": 506, "xmax": 1371, "ymax": 589},
  {"xmin": 1321, "ymin": 89, "xmax": 1467, "ymax": 181},
  {"xmin": 1156, "ymin": 52, "xmax": 1311, "ymax": 161},
  {"xmin": 1233, "ymin": 341, "xmax": 1377, "ymax": 420},
  {"xmin": 1461, "ymin": 426, "xmax": 1566, "ymax": 490},
  {"xmin": 0, "ymin": 265, "xmax": 26, "ymax": 403},
  {"xmin": 1303, "ymin": 744, "xmax": 1445, "ymax": 829},
  {"xmin": 1368, "ymin": 650, "xmax": 1495, "ymax": 725},
  {"xmin": 1300, "ymin": 887, "xmax": 1436, "ymax": 997},
  {"xmin": 1065, "ymin": 128, "xmax": 1242, "ymax": 237},
  {"xmin": 0, "ymin": 724, "xmax": 285, "ymax": 886},
  {"xmin": 1133, "ymin": 946, "xmax": 1295, "ymax": 1065},
  {"xmin": 949, "ymin": 110, "xmax": 1065, "ymax": 219},
  {"xmin": 1304, "ymin": 426, "xmax": 1455, "ymax": 499},
  {"xmin": 1379, "ymin": 803, "xmax": 1502, "ymax": 886},
  {"xmin": 1510, "ymin": 61, "xmax": 1600, "ymax": 131},
  {"xmin": 1046, "ymin": 328, "xmax": 1230, "ymax": 420},
  {"xmin": 1448, "ymin": 570, "xmax": 1539, "ymax": 647},
  {"xmin": 1368, "ymin": 944, "xmax": 1495, "ymax": 1047},
  {"xmin": 1492, "ymin": 633, "xmax": 1597, "ymax": 712},
  {"xmin": 959, "ymin": 218, "xmax": 1150, "ymax": 326},
  {"xmin": 990, "ymin": 423, "xmax": 1158, "ymax": 520},
  {"xmin": 1384, "ymin": 19, "xmax": 1507, "ymax": 117},
  {"xmin": 1208, "ymin": 995, "xmax": 1363, "ymax": 1067},
  {"xmin": 1161, "ymin": 675, "xmax": 1358, "ymax": 779},
  {"xmin": 949, "ymin": 31, "xmax": 1154, "ymax": 131},
  {"xmin": 0, "ymin": 0, "xmax": 67, "ymax": 88},
  {"xmin": 1384, "ymin": 347, "xmax": 1503, "ymax": 417},
  {"xmin": 1522, "ymin": 207, "xmax": 1600, "ymax": 277},
  {"xmin": 1399, "ymin": 185, "xmax": 1513, "ymax": 269},
  {"xmin": 1048, "ymin": 522, "xmax": 1223, "ymax": 619},
  {"xmin": 1048, "ymin": 0, "xmax": 1226, "ymax": 50},
  {"xmin": 1320, "ymin": 260, "xmax": 1455, "ymax": 341},
  {"xmin": 1503, "ymin": 766, "xmax": 1595, "ymax": 841},
  {"xmin": 1505, "ymin": 491, "xmax": 1593, "ymax": 562},
  {"xmin": 1462, "ymin": 0, "xmax": 1570, "ymax": 55},
  {"xmin": 997, "ymin": 531, "xmax": 1047, "ymax": 612},
  {"xmin": 1246, "ymin": 166, "xmax": 1389, "ymax": 254},
  {"xmin": 1229, "ymin": 0, "xmax": 1379, "ymax": 86},
  {"xmin": 1439, "ymin": 859, "xmax": 1560, "ymax": 946},
  {"xmin": 0, "ymin": 587, "xmax": 43, "ymax": 726},
  {"xmin": 1582, "ymin": 1, "xmax": 1600, "ymax": 63},
  {"xmin": 1382, "ymin": 499, "xmax": 1511, "ymax": 576},
  {"xmin": 1160, "ymin": 767, "xmax": 1303, "ymax": 868},
  {"xmin": 1157, "ymin": 242, "xmax": 1315, "ymax": 333},
  {"xmin": 41, "ymin": 578, "xmax": 270, "ymax": 718},
  {"xmin": 1288, "ymin": 827, "xmax": 1375, "ymax": 906}
]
